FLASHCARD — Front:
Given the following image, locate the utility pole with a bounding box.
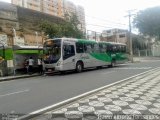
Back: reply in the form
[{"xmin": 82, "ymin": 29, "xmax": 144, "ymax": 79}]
[
  {"xmin": 12, "ymin": 28, "xmax": 16, "ymax": 75},
  {"xmin": 127, "ymin": 10, "xmax": 134, "ymax": 63}
]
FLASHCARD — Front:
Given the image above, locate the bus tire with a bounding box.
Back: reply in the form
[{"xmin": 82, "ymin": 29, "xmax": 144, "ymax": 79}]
[
  {"xmin": 111, "ymin": 60, "xmax": 116, "ymax": 67},
  {"xmin": 76, "ymin": 62, "xmax": 83, "ymax": 73},
  {"xmin": 109, "ymin": 60, "xmax": 116, "ymax": 68},
  {"xmin": 96, "ymin": 66, "xmax": 102, "ymax": 69}
]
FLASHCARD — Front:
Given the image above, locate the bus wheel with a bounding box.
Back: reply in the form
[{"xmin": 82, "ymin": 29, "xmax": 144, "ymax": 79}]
[
  {"xmin": 109, "ymin": 60, "xmax": 116, "ymax": 68},
  {"xmin": 111, "ymin": 60, "xmax": 116, "ymax": 67},
  {"xmin": 96, "ymin": 66, "xmax": 102, "ymax": 69},
  {"xmin": 76, "ymin": 62, "xmax": 83, "ymax": 73}
]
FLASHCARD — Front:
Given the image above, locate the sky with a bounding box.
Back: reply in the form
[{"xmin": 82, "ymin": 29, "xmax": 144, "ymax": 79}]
[{"xmin": 1, "ymin": 0, "xmax": 160, "ymax": 33}]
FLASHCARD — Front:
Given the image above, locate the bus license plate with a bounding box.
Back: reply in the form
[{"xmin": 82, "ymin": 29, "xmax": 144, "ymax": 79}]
[{"xmin": 48, "ymin": 69, "xmax": 52, "ymax": 72}]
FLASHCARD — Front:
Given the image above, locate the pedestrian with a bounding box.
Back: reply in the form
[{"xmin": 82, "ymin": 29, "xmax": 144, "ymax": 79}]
[
  {"xmin": 37, "ymin": 58, "xmax": 43, "ymax": 74},
  {"xmin": 24, "ymin": 58, "xmax": 29, "ymax": 73},
  {"xmin": 28, "ymin": 57, "xmax": 34, "ymax": 74}
]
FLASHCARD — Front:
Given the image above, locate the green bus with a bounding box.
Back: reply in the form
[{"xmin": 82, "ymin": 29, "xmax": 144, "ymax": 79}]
[{"xmin": 43, "ymin": 38, "xmax": 128, "ymax": 73}]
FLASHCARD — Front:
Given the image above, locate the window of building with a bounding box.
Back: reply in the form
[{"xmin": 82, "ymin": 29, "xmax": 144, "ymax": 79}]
[
  {"xmin": 107, "ymin": 30, "xmax": 111, "ymax": 33},
  {"xmin": 119, "ymin": 34, "xmax": 126, "ymax": 38}
]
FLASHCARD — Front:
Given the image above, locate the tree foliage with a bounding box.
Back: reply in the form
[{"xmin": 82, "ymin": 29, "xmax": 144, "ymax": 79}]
[
  {"xmin": 132, "ymin": 35, "xmax": 147, "ymax": 50},
  {"xmin": 40, "ymin": 14, "xmax": 84, "ymax": 39},
  {"xmin": 133, "ymin": 6, "xmax": 160, "ymax": 40}
]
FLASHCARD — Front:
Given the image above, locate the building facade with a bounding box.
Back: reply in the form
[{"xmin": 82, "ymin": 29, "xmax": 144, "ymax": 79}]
[
  {"xmin": 63, "ymin": 0, "xmax": 76, "ymax": 15},
  {"xmin": 101, "ymin": 28, "xmax": 128, "ymax": 44},
  {"xmin": 12, "ymin": 0, "xmax": 86, "ymax": 33},
  {"xmin": 12, "ymin": 0, "xmax": 64, "ymax": 18},
  {"xmin": 76, "ymin": 5, "xmax": 86, "ymax": 33},
  {"xmin": 0, "ymin": 1, "xmax": 64, "ymax": 47}
]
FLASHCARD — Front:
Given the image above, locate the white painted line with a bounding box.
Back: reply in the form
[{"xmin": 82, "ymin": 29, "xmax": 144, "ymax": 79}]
[
  {"xmin": 17, "ymin": 67, "xmax": 160, "ymax": 120},
  {"xmin": 0, "ymin": 89, "xmax": 29, "ymax": 97},
  {"xmin": 115, "ymin": 67, "xmax": 152, "ymax": 70},
  {"xmin": 100, "ymin": 71, "xmax": 115, "ymax": 74}
]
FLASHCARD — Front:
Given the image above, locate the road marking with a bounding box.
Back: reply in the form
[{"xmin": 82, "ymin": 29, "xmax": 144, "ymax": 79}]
[
  {"xmin": 100, "ymin": 71, "xmax": 116, "ymax": 74},
  {"xmin": 0, "ymin": 89, "xmax": 29, "ymax": 97},
  {"xmin": 114, "ymin": 67, "xmax": 152, "ymax": 70}
]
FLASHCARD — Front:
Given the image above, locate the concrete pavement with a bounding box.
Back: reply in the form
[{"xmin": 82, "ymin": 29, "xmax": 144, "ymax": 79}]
[{"xmin": 25, "ymin": 67, "xmax": 160, "ymax": 120}]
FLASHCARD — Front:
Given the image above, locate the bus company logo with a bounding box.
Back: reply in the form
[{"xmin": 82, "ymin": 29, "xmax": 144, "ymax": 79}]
[
  {"xmin": 81, "ymin": 56, "xmax": 90, "ymax": 60},
  {"xmin": 111, "ymin": 54, "xmax": 116, "ymax": 57}
]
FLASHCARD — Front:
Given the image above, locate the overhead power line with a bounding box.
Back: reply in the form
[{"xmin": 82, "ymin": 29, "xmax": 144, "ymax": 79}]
[{"xmin": 85, "ymin": 15, "xmax": 127, "ymax": 26}]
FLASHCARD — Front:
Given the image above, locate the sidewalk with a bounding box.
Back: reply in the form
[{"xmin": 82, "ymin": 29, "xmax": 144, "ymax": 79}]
[
  {"xmin": 0, "ymin": 73, "xmax": 39, "ymax": 82},
  {"xmin": 29, "ymin": 67, "xmax": 160, "ymax": 120},
  {"xmin": 133, "ymin": 56, "xmax": 160, "ymax": 62}
]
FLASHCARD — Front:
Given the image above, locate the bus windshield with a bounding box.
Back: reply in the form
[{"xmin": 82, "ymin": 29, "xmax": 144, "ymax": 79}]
[{"xmin": 43, "ymin": 39, "xmax": 61, "ymax": 64}]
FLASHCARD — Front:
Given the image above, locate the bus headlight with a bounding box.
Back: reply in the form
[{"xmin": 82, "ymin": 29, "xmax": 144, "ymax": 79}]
[{"xmin": 57, "ymin": 61, "xmax": 62, "ymax": 66}]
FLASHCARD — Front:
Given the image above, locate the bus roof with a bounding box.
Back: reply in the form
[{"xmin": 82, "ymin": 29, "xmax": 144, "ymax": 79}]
[
  {"xmin": 100, "ymin": 41, "xmax": 126, "ymax": 46},
  {"xmin": 45, "ymin": 38, "xmax": 126, "ymax": 45}
]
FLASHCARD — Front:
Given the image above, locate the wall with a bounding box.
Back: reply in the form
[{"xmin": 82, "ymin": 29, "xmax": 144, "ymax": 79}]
[
  {"xmin": 0, "ymin": 2, "xmax": 64, "ymax": 46},
  {"xmin": 17, "ymin": 6, "xmax": 64, "ymax": 33},
  {"xmin": 0, "ymin": 2, "xmax": 19, "ymax": 33}
]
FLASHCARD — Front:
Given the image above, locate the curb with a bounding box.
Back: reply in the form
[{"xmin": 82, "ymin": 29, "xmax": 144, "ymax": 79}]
[{"xmin": 0, "ymin": 74, "xmax": 39, "ymax": 82}]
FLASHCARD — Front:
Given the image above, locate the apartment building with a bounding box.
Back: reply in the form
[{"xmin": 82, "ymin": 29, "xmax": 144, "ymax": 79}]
[
  {"xmin": 12, "ymin": 0, "xmax": 64, "ymax": 18},
  {"xmin": 63, "ymin": 0, "xmax": 86, "ymax": 32},
  {"xmin": 42, "ymin": 0, "xmax": 64, "ymax": 17},
  {"xmin": 76, "ymin": 5, "xmax": 85, "ymax": 33},
  {"xmin": 63, "ymin": 0, "xmax": 76, "ymax": 15},
  {"xmin": 12, "ymin": 0, "xmax": 86, "ymax": 32}
]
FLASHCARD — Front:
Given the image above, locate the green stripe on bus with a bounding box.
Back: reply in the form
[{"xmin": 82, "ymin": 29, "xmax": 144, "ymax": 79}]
[{"xmin": 90, "ymin": 53, "xmax": 112, "ymax": 62}]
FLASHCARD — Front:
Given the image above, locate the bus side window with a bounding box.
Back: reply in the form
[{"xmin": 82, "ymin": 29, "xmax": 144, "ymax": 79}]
[
  {"xmin": 85, "ymin": 44, "xmax": 92, "ymax": 53},
  {"xmin": 107, "ymin": 44, "xmax": 113, "ymax": 52},
  {"xmin": 76, "ymin": 42, "xmax": 84, "ymax": 53},
  {"xmin": 100, "ymin": 44, "xmax": 106, "ymax": 53},
  {"xmin": 83, "ymin": 44, "xmax": 87, "ymax": 52},
  {"xmin": 120, "ymin": 45, "xmax": 123, "ymax": 53},
  {"xmin": 112, "ymin": 45, "xmax": 117, "ymax": 52},
  {"xmin": 99, "ymin": 44, "xmax": 103, "ymax": 53},
  {"xmin": 122, "ymin": 45, "xmax": 127, "ymax": 53},
  {"xmin": 116, "ymin": 45, "xmax": 120, "ymax": 52},
  {"xmin": 63, "ymin": 45, "xmax": 75, "ymax": 60},
  {"xmin": 93, "ymin": 43, "xmax": 99, "ymax": 53}
]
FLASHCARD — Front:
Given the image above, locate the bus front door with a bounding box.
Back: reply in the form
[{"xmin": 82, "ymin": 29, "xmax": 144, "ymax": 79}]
[{"xmin": 62, "ymin": 43, "xmax": 76, "ymax": 70}]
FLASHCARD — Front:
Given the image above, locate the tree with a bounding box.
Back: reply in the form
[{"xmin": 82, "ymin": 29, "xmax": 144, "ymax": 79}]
[
  {"xmin": 40, "ymin": 14, "xmax": 84, "ymax": 39},
  {"xmin": 40, "ymin": 21, "xmax": 62, "ymax": 38},
  {"xmin": 132, "ymin": 35, "xmax": 147, "ymax": 51},
  {"xmin": 133, "ymin": 6, "xmax": 160, "ymax": 40}
]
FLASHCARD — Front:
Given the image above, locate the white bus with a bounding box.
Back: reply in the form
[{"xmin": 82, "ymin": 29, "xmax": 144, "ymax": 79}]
[{"xmin": 43, "ymin": 38, "xmax": 127, "ymax": 73}]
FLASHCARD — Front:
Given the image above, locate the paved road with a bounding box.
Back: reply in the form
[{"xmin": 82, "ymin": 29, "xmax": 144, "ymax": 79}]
[
  {"xmin": 0, "ymin": 61, "xmax": 160, "ymax": 114},
  {"xmin": 34, "ymin": 67, "xmax": 160, "ymax": 120}
]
